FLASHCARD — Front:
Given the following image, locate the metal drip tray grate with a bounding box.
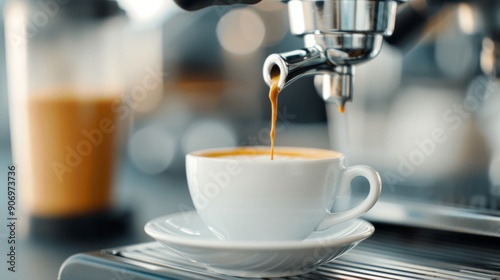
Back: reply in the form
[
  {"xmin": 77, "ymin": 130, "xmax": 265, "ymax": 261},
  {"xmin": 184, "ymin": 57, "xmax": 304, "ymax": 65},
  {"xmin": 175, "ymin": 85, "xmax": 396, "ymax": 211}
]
[{"xmin": 59, "ymin": 225, "xmax": 500, "ymax": 280}]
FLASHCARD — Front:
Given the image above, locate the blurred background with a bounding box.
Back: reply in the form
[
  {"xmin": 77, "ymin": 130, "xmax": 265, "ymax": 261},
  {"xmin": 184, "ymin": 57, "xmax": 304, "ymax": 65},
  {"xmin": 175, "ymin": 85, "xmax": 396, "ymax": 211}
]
[
  {"xmin": 0, "ymin": 1, "xmax": 330, "ymax": 279},
  {"xmin": 0, "ymin": 0, "xmax": 499, "ymax": 279}
]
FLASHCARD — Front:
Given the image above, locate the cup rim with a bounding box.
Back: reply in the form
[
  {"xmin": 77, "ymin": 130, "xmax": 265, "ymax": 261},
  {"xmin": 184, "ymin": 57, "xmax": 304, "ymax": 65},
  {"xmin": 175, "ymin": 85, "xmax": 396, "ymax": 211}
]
[{"xmin": 186, "ymin": 146, "xmax": 344, "ymax": 163}]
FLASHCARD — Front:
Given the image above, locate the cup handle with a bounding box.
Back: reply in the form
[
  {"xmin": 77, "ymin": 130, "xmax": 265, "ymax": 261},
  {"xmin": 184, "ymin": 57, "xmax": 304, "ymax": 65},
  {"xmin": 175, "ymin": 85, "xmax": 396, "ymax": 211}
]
[{"xmin": 315, "ymin": 165, "xmax": 382, "ymax": 231}]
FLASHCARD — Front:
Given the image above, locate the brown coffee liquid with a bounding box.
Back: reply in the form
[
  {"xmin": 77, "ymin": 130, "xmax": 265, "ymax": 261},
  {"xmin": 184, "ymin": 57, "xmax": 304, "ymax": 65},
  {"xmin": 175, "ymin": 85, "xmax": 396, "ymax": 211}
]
[
  {"xmin": 199, "ymin": 147, "xmax": 340, "ymax": 159},
  {"xmin": 269, "ymin": 73, "xmax": 280, "ymax": 160},
  {"xmin": 27, "ymin": 92, "xmax": 120, "ymax": 217},
  {"xmin": 268, "ymin": 70, "xmax": 345, "ymax": 159}
]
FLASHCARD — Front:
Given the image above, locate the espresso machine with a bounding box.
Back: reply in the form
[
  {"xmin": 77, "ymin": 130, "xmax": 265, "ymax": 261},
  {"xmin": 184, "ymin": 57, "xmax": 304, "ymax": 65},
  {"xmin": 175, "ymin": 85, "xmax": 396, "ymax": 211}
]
[
  {"xmin": 58, "ymin": 1, "xmax": 500, "ymax": 279},
  {"xmin": 260, "ymin": 0, "xmax": 500, "ymax": 237},
  {"xmin": 262, "ymin": 0, "xmax": 401, "ymax": 111}
]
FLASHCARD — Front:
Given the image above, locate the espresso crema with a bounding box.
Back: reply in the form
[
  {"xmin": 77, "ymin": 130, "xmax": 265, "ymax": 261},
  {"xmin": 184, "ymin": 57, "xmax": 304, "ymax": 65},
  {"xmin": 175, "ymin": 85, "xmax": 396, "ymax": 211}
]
[{"xmin": 198, "ymin": 147, "xmax": 340, "ymax": 160}]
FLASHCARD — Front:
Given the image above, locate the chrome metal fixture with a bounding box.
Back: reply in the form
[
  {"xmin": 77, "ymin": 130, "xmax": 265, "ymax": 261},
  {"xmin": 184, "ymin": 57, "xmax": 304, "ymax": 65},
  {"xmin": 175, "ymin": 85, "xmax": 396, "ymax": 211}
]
[{"xmin": 263, "ymin": 0, "xmax": 405, "ymax": 110}]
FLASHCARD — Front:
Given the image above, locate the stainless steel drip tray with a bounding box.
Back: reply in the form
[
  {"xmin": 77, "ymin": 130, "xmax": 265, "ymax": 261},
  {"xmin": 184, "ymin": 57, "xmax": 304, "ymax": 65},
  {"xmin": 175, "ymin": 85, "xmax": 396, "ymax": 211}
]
[
  {"xmin": 364, "ymin": 199, "xmax": 500, "ymax": 238},
  {"xmin": 59, "ymin": 224, "xmax": 500, "ymax": 280}
]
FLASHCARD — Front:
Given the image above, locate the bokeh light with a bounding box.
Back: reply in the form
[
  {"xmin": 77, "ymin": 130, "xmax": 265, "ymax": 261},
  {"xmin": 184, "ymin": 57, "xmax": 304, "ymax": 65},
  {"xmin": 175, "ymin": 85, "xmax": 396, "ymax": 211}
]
[
  {"xmin": 216, "ymin": 8, "xmax": 265, "ymax": 55},
  {"xmin": 457, "ymin": 3, "xmax": 476, "ymax": 35},
  {"xmin": 182, "ymin": 119, "xmax": 237, "ymax": 153},
  {"xmin": 128, "ymin": 126, "xmax": 176, "ymax": 174}
]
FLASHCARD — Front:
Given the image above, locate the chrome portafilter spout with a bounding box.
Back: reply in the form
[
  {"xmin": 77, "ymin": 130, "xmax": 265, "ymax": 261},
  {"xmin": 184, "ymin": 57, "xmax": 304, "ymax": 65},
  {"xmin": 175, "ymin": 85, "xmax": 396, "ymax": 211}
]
[{"xmin": 263, "ymin": 0, "xmax": 405, "ymax": 110}]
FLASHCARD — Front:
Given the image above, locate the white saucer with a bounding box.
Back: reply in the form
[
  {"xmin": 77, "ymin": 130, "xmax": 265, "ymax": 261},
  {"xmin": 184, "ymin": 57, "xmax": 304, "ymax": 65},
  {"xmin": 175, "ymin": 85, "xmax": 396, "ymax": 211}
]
[{"xmin": 145, "ymin": 211, "xmax": 374, "ymax": 278}]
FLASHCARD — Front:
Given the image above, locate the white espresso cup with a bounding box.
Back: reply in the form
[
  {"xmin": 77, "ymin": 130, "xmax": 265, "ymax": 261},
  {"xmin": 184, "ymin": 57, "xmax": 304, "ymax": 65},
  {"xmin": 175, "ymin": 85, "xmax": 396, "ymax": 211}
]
[{"xmin": 186, "ymin": 146, "xmax": 381, "ymax": 241}]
